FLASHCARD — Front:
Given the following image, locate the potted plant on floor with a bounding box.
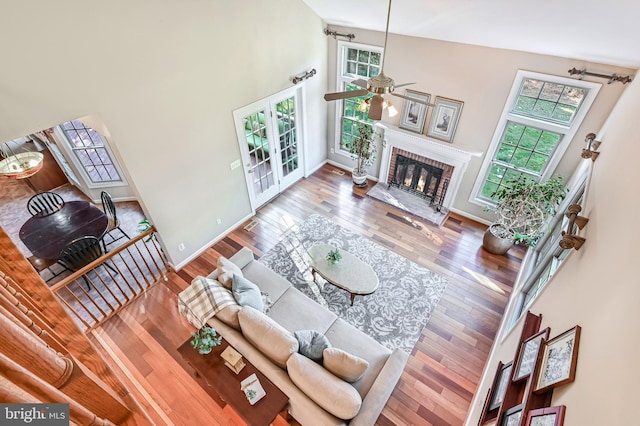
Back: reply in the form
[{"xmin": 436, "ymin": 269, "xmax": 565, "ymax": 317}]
[
  {"xmin": 346, "ymin": 123, "xmax": 378, "ymax": 187},
  {"xmin": 483, "ymin": 175, "xmax": 567, "ymax": 255},
  {"xmin": 190, "ymin": 325, "xmax": 222, "ymax": 354}
]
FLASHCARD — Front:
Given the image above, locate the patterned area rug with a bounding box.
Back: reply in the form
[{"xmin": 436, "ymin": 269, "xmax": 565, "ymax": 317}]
[{"xmin": 259, "ymin": 214, "xmax": 448, "ymax": 353}]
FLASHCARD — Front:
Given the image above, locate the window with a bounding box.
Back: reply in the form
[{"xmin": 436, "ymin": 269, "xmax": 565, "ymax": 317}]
[
  {"xmin": 505, "ymin": 161, "xmax": 589, "ymax": 332},
  {"xmin": 335, "ymin": 42, "xmax": 383, "ymax": 152},
  {"xmin": 472, "ymin": 71, "xmax": 600, "ymax": 205},
  {"xmin": 60, "ymin": 120, "xmax": 123, "ymax": 184}
]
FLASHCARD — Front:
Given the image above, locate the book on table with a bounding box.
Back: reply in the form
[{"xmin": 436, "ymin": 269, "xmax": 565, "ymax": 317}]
[{"xmin": 240, "ymin": 373, "xmax": 266, "ymax": 405}]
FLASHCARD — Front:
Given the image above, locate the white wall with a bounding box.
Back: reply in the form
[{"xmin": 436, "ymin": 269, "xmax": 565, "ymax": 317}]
[
  {"xmin": 0, "ymin": 0, "xmax": 328, "ymax": 265},
  {"xmin": 325, "ymin": 25, "xmax": 634, "ymax": 221},
  {"xmin": 466, "ymin": 78, "xmax": 640, "ymax": 425}
]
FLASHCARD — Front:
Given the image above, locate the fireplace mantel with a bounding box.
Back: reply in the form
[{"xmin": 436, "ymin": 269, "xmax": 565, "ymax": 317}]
[{"xmin": 376, "ymin": 123, "xmax": 483, "ymax": 211}]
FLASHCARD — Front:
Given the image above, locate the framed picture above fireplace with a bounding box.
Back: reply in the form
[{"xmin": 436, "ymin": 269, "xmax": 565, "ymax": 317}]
[
  {"xmin": 399, "ymin": 90, "xmax": 430, "ymax": 134},
  {"xmin": 427, "ymin": 97, "xmax": 464, "ymax": 143}
]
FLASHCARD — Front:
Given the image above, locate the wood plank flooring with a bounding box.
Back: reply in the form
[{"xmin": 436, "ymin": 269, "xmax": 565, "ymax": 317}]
[{"xmin": 92, "ymin": 164, "xmax": 525, "ymax": 425}]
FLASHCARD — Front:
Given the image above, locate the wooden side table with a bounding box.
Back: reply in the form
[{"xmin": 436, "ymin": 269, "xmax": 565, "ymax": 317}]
[{"xmin": 178, "ymin": 338, "xmax": 289, "ymax": 426}]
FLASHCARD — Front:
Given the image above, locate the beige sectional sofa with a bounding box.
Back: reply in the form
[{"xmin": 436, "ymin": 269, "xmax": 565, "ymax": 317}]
[{"xmin": 181, "ymin": 247, "xmax": 408, "ymax": 426}]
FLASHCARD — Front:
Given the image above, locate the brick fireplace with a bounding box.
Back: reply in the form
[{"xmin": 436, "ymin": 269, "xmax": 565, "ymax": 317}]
[{"xmin": 377, "ymin": 124, "xmax": 482, "ymax": 212}]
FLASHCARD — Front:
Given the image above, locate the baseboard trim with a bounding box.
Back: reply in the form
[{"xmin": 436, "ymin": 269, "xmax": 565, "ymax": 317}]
[{"xmin": 171, "ymin": 212, "xmax": 253, "ymax": 271}]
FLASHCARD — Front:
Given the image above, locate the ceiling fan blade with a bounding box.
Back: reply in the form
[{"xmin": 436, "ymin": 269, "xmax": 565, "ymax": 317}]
[
  {"xmin": 390, "ymin": 92, "xmax": 434, "ymax": 106},
  {"xmin": 324, "ymin": 88, "xmax": 369, "ymax": 101},
  {"xmin": 368, "ymin": 95, "xmax": 384, "ymax": 120},
  {"xmin": 351, "ymin": 79, "xmax": 369, "ymax": 89},
  {"xmin": 394, "ymin": 82, "xmax": 416, "ymax": 88}
]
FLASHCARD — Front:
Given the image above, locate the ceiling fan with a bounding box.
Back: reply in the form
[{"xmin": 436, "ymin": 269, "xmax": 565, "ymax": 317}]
[{"xmin": 323, "ymin": 0, "xmax": 431, "ymax": 120}]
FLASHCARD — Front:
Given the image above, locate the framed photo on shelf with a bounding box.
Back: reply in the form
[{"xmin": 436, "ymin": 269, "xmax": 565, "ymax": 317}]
[
  {"xmin": 488, "ymin": 361, "xmax": 513, "ymax": 411},
  {"xmin": 525, "ymin": 405, "xmax": 566, "ymax": 426},
  {"xmin": 399, "ymin": 89, "xmax": 430, "ymax": 133},
  {"xmin": 513, "ymin": 327, "xmax": 550, "ymax": 382},
  {"xmin": 501, "ymin": 404, "xmax": 523, "ymax": 426},
  {"xmin": 535, "ymin": 325, "xmax": 582, "ymax": 393},
  {"xmin": 426, "ymin": 96, "xmax": 463, "ymax": 143}
]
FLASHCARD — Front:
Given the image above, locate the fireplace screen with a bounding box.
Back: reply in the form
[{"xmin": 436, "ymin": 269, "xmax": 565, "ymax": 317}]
[{"xmin": 390, "ymin": 155, "xmax": 444, "ymax": 201}]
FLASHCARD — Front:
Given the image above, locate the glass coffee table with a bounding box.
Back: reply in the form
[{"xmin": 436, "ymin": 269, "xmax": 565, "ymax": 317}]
[{"xmin": 307, "ymin": 244, "xmax": 379, "ymax": 306}]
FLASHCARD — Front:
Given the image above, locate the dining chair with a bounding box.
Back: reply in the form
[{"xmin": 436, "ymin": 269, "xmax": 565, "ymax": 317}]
[
  {"xmin": 26, "ymin": 192, "xmax": 65, "ymax": 216},
  {"xmin": 100, "ymin": 191, "xmax": 131, "ymax": 250},
  {"xmin": 58, "ymin": 236, "xmax": 118, "ymax": 290}
]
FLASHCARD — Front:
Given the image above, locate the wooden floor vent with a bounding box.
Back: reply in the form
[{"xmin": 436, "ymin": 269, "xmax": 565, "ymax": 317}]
[
  {"xmin": 331, "ymin": 169, "xmax": 345, "ymax": 176},
  {"xmin": 244, "ymin": 219, "xmax": 259, "ymax": 232}
]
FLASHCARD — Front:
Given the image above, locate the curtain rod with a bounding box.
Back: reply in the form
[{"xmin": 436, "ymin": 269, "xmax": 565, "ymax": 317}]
[{"xmin": 568, "ymin": 67, "xmax": 633, "ymax": 85}]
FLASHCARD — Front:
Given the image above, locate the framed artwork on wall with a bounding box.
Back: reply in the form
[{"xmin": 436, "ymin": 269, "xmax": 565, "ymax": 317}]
[
  {"xmin": 535, "ymin": 325, "xmax": 581, "ymax": 393},
  {"xmin": 501, "ymin": 404, "xmax": 523, "ymax": 426},
  {"xmin": 399, "ymin": 90, "xmax": 431, "ymax": 134},
  {"xmin": 525, "ymin": 405, "xmax": 566, "ymax": 426},
  {"xmin": 513, "ymin": 327, "xmax": 550, "ymax": 382},
  {"xmin": 426, "ymin": 96, "xmax": 464, "ymax": 143},
  {"xmin": 488, "ymin": 361, "xmax": 513, "ymax": 411}
]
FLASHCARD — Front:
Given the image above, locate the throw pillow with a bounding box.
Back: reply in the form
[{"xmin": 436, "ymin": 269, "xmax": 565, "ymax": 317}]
[
  {"xmin": 232, "ymin": 274, "xmax": 264, "ymax": 312},
  {"xmin": 294, "ymin": 330, "xmax": 332, "ymax": 363},
  {"xmin": 323, "ymin": 347, "xmax": 369, "ymax": 382},
  {"xmin": 217, "ymin": 256, "xmax": 242, "ymax": 289},
  {"xmin": 238, "ymin": 306, "xmax": 298, "ymax": 368},
  {"xmin": 287, "ymin": 353, "xmax": 362, "ymax": 420}
]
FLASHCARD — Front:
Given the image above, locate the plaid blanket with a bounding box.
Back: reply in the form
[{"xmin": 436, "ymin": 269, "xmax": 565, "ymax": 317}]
[{"xmin": 178, "ymin": 276, "xmax": 237, "ymax": 328}]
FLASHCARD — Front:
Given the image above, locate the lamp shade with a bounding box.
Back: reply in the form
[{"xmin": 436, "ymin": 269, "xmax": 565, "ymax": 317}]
[{"xmin": 0, "ymin": 152, "xmax": 44, "ymax": 179}]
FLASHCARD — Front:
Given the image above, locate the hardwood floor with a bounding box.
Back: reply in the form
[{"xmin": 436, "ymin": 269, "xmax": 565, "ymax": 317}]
[{"xmin": 91, "ymin": 164, "xmax": 525, "ymax": 425}]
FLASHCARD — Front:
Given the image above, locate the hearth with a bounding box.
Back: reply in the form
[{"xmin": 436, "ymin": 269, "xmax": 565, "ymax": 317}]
[{"xmin": 390, "ymin": 155, "xmax": 444, "ymax": 203}]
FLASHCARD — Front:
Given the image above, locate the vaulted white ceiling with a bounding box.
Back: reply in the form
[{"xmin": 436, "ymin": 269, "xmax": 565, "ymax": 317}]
[{"xmin": 302, "ymin": 0, "xmax": 640, "ymax": 69}]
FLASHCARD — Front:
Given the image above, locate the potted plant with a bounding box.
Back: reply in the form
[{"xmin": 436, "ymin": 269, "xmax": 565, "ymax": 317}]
[
  {"xmin": 326, "ymin": 248, "xmax": 341, "ymax": 264},
  {"xmin": 483, "ymin": 175, "xmax": 567, "ymax": 254},
  {"xmin": 346, "ymin": 123, "xmax": 378, "ymax": 187},
  {"xmin": 190, "ymin": 325, "xmax": 222, "ymax": 354}
]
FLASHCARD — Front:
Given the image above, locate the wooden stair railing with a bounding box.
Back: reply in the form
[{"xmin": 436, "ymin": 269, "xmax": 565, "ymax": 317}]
[{"xmin": 49, "ymin": 227, "xmax": 171, "ymax": 332}]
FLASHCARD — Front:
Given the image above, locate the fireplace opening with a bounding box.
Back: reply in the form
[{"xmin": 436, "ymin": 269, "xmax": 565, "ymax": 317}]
[{"xmin": 390, "ymin": 154, "xmax": 444, "ymax": 202}]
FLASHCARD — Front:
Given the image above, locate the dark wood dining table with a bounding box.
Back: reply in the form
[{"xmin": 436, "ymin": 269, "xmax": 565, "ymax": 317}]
[{"xmin": 19, "ymin": 200, "xmax": 109, "ymax": 260}]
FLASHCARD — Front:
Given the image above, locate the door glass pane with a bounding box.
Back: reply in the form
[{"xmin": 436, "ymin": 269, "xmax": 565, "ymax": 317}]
[
  {"xmin": 275, "ymin": 97, "xmax": 298, "ymax": 178},
  {"xmin": 243, "ymin": 111, "xmax": 274, "ymax": 195}
]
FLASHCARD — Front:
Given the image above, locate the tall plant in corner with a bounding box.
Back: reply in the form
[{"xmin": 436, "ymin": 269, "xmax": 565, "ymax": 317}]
[
  {"xmin": 483, "ymin": 175, "xmax": 567, "ymax": 254},
  {"xmin": 346, "ymin": 123, "xmax": 378, "ymax": 187}
]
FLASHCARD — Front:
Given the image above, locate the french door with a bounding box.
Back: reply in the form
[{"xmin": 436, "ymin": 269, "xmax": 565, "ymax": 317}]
[{"xmin": 234, "ymin": 87, "xmax": 304, "ymax": 209}]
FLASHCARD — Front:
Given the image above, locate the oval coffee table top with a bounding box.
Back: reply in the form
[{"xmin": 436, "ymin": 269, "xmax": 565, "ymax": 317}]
[{"xmin": 307, "ymin": 244, "xmax": 379, "ymax": 296}]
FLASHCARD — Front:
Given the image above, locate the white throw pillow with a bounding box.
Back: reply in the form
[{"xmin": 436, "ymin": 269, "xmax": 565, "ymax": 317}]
[
  {"xmin": 238, "ymin": 306, "xmax": 298, "ymax": 368},
  {"xmin": 323, "ymin": 347, "xmax": 369, "ymax": 382},
  {"xmin": 217, "ymin": 256, "xmax": 242, "ymax": 289},
  {"xmin": 287, "ymin": 353, "xmax": 362, "ymax": 420}
]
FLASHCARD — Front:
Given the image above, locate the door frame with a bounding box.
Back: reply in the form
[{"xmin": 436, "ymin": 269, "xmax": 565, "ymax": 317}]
[{"xmin": 233, "ymin": 86, "xmax": 306, "ymax": 211}]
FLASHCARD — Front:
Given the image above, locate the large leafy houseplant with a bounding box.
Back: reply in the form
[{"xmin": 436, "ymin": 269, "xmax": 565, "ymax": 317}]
[
  {"xmin": 488, "ymin": 175, "xmax": 567, "ymax": 248},
  {"xmin": 345, "ymin": 124, "xmax": 378, "ymax": 185}
]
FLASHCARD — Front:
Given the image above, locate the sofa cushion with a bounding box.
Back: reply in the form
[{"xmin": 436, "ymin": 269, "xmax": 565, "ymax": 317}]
[
  {"xmin": 324, "ymin": 318, "xmax": 391, "ymax": 397},
  {"xmin": 232, "ymin": 274, "xmax": 264, "ymax": 312},
  {"xmin": 241, "ymin": 261, "xmax": 291, "ymax": 304},
  {"xmin": 287, "ymin": 353, "xmax": 362, "ymax": 420},
  {"xmin": 217, "ymin": 256, "xmax": 242, "ymax": 289},
  {"xmin": 323, "ymin": 347, "xmax": 369, "ymax": 382},
  {"xmin": 294, "ymin": 330, "xmax": 331, "ymax": 363},
  {"xmin": 267, "ymin": 287, "xmax": 337, "ymax": 334},
  {"xmin": 238, "ymin": 306, "xmax": 298, "ymax": 369},
  {"xmin": 215, "ymin": 304, "xmax": 242, "ymax": 330}
]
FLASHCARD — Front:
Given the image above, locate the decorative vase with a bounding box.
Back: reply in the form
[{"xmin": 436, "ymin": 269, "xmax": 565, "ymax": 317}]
[
  {"xmin": 352, "ymin": 168, "xmax": 368, "ymax": 187},
  {"xmin": 482, "ymin": 224, "xmax": 514, "ymax": 255}
]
